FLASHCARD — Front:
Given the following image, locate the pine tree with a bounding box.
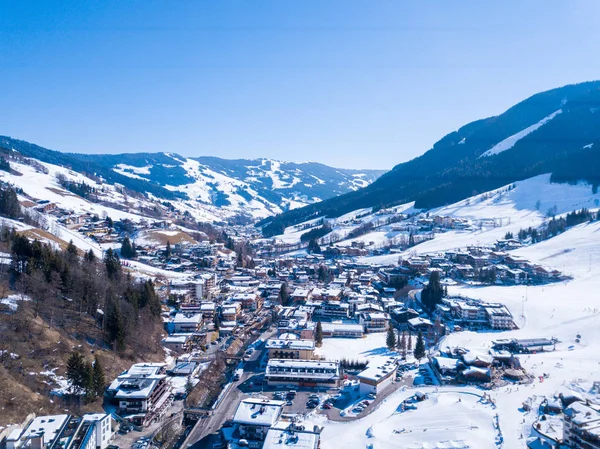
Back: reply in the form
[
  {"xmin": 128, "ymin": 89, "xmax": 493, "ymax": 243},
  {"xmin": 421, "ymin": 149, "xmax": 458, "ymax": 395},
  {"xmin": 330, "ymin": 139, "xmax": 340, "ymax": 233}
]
[
  {"xmin": 66, "ymin": 352, "xmax": 87, "ymax": 394},
  {"xmin": 105, "ymin": 291, "xmax": 125, "ymax": 351},
  {"xmin": 121, "ymin": 236, "xmax": 134, "ymax": 259},
  {"xmin": 165, "ymin": 241, "xmax": 172, "ymax": 259},
  {"xmin": 104, "ymin": 248, "xmax": 121, "ymax": 280},
  {"xmin": 279, "ymin": 283, "xmax": 290, "ymax": 306},
  {"xmin": 141, "ymin": 280, "xmax": 161, "ymax": 316},
  {"xmin": 67, "ymin": 240, "xmax": 78, "ymax": 257},
  {"xmin": 315, "ymin": 320, "xmax": 323, "ymax": 347},
  {"xmin": 400, "ymin": 331, "xmax": 407, "ymax": 358},
  {"xmin": 414, "ymin": 331, "xmax": 426, "ymax": 360},
  {"xmin": 213, "ymin": 314, "xmax": 221, "ymax": 330},
  {"xmin": 421, "ymin": 271, "xmax": 443, "ymax": 312},
  {"xmin": 92, "ymin": 355, "xmax": 106, "ymax": 398},
  {"xmin": 407, "ymin": 331, "xmax": 413, "ymax": 351},
  {"xmin": 85, "ymin": 249, "xmax": 96, "ymax": 263},
  {"xmin": 84, "ymin": 361, "xmax": 95, "ymax": 401},
  {"xmin": 386, "ymin": 327, "xmax": 396, "ymax": 351}
]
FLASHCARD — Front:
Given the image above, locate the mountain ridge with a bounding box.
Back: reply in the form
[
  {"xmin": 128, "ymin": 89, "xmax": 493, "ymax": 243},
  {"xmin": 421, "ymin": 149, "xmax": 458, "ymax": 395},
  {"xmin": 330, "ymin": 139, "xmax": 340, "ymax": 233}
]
[
  {"xmin": 0, "ymin": 136, "xmax": 384, "ymax": 222},
  {"xmin": 260, "ymin": 80, "xmax": 600, "ymax": 236}
]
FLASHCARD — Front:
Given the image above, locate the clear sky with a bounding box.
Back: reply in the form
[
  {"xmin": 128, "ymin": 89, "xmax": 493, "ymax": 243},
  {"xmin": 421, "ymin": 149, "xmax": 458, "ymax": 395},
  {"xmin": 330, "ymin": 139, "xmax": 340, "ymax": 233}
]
[{"xmin": 1, "ymin": 1, "xmax": 599, "ymax": 169}]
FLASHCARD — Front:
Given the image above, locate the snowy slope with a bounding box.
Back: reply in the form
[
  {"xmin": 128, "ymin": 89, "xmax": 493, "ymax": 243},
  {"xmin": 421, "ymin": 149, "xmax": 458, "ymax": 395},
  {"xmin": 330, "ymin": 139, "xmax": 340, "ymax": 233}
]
[
  {"xmin": 354, "ymin": 173, "xmax": 600, "ymax": 264},
  {"xmin": 480, "ymin": 109, "xmax": 563, "ymax": 157}
]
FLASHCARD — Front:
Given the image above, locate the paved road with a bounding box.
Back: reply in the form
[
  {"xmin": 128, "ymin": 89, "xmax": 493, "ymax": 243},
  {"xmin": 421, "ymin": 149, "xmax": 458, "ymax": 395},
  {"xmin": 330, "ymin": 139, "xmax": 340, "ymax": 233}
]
[{"xmin": 184, "ymin": 327, "xmax": 277, "ymax": 449}]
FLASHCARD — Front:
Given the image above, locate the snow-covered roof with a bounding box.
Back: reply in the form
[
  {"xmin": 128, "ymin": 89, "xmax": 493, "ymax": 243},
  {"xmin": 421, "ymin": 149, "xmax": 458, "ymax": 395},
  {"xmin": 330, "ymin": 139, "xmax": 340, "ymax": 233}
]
[
  {"xmin": 265, "ymin": 338, "xmax": 315, "ymax": 350},
  {"xmin": 113, "ymin": 375, "xmax": 166, "ymax": 400},
  {"xmin": 21, "ymin": 414, "xmax": 69, "ymax": 445},
  {"xmin": 232, "ymin": 398, "xmax": 284, "ymax": 427},
  {"xmin": 127, "ymin": 362, "xmax": 165, "ymax": 376},
  {"xmin": 263, "ymin": 422, "xmax": 320, "ymax": 449},
  {"xmin": 172, "ymin": 312, "xmax": 202, "ymax": 324},
  {"xmin": 321, "ymin": 322, "xmax": 363, "ymax": 333},
  {"xmin": 357, "ymin": 357, "xmax": 397, "ymax": 383}
]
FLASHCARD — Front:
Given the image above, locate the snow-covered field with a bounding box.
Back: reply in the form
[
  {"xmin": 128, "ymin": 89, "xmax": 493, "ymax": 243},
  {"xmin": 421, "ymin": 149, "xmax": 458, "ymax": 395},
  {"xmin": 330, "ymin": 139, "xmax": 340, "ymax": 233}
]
[{"xmin": 307, "ymin": 388, "xmax": 498, "ymax": 449}]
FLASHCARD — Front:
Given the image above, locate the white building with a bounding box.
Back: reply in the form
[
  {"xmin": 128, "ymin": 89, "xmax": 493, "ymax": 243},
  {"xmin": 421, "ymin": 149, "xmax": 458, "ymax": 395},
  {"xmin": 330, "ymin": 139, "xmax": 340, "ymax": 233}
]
[
  {"xmin": 320, "ymin": 322, "xmax": 363, "ymax": 338},
  {"xmin": 357, "ymin": 357, "xmax": 397, "ymax": 395},
  {"xmin": 106, "ymin": 363, "xmax": 171, "ymax": 426},
  {"xmin": 266, "ymin": 359, "xmax": 341, "ymax": 387},
  {"xmin": 484, "ymin": 304, "xmax": 514, "ymax": 329},
  {"xmin": 359, "ymin": 312, "xmax": 390, "ymax": 333},
  {"xmin": 81, "ymin": 414, "xmax": 113, "ymax": 449},
  {"xmin": 6, "ymin": 414, "xmax": 113, "ymax": 449},
  {"xmin": 232, "ymin": 398, "xmax": 285, "ymax": 441},
  {"xmin": 7, "ymin": 414, "xmax": 70, "ymax": 449},
  {"xmin": 171, "ymin": 312, "xmax": 202, "ymax": 334}
]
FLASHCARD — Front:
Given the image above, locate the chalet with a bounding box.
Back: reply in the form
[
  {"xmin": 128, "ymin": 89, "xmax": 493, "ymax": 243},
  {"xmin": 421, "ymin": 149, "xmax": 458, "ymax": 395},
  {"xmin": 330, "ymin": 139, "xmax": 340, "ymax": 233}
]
[
  {"xmin": 484, "ymin": 304, "xmax": 514, "ymax": 329},
  {"xmin": 408, "ymin": 317, "xmax": 433, "ymax": 332},
  {"xmin": 161, "ymin": 334, "xmax": 192, "ymax": 352},
  {"xmin": 324, "ymin": 288, "xmax": 342, "ymax": 301},
  {"xmin": 454, "ymin": 265, "xmax": 474, "ymax": 278},
  {"xmin": 504, "ymin": 255, "xmax": 528, "ymax": 268},
  {"xmin": 563, "ymin": 401, "xmax": 600, "ymax": 449},
  {"xmin": 432, "ymin": 356, "xmax": 462, "ymax": 383},
  {"xmin": 360, "ymin": 312, "xmax": 389, "ymax": 333},
  {"xmin": 231, "ymin": 292, "xmax": 263, "ymax": 311},
  {"xmin": 199, "ymin": 302, "xmax": 216, "ymax": 320},
  {"xmin": 291, "ymin": 288, "xmax": 312, "ymax": 303},
  {"xmin": 356, "ymin": 303, "xmax": 384, "ymax": 314},
  {"xmin": 106, "ymin": 366, "xmax": 171, "ymax": 425}
]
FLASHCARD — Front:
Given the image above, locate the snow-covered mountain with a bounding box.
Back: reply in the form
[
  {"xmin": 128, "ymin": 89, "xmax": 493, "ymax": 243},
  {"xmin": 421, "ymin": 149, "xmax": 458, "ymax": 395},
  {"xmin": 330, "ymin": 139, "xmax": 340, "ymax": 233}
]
[
  {"xmin": 0, "ymin": 136, "xmax": 384, "ymax": 222},
  {"xmin": 262, "ymin": 80, "xmax": 600, "ymax": 234}
]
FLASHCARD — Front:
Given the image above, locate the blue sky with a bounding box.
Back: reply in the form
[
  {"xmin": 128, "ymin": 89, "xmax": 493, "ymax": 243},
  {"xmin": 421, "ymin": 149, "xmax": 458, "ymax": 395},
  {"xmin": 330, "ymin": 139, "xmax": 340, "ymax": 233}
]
[{"xmin": 1, "ymin": 1, "xmax": 599, "ymax": 169}]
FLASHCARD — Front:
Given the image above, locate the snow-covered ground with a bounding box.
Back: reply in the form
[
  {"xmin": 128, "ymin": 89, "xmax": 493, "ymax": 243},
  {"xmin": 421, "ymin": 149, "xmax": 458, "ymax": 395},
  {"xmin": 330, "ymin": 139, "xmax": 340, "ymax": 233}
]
[
  {"xmin": 357, "ymin": 174, "xmax": 600, "ymax": 265},
  {"xmin": 306, "ymin": 387, "xmax": 498, "ymax": 449},
  {"xmin": 308, "ymin": 181, "xmax": 600, "ymax": 449}
]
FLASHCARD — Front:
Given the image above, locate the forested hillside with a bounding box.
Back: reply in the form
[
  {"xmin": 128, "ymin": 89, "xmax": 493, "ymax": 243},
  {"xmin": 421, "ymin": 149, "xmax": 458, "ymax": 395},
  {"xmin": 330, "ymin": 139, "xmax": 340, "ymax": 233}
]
[
  {"xmin": 0, "ymin": 186, "xmax": 165, "ymax": 424},
  {"xmin": 260, "ymin": 81, "xmax": 600, "ymax": 236}
]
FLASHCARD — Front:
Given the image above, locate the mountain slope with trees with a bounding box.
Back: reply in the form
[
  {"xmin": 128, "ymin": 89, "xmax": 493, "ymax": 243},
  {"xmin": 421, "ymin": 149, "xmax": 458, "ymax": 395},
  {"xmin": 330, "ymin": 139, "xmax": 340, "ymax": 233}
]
[{"xmin": 260, "ymin": 81, "xmax": 600, "ymax": 235}]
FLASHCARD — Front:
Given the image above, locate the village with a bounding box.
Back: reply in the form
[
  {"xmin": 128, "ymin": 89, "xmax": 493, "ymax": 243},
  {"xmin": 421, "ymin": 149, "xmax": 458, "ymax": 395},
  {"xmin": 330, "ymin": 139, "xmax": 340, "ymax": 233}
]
[{"xmin": 3, "ymin": 199, "xmax": 585, "ymax": 449}]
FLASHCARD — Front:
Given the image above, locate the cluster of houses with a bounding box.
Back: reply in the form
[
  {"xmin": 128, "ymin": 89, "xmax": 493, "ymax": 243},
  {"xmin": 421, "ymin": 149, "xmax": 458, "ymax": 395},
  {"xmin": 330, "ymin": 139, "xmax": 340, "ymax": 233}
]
[
  {"xmin": 524, "ymin": 386, "xmax": 600, "ymax": 449},
  {"xmin": 436, "ymin": 296, "xmax": 516, "ymax": 331},
  {"xmin": 398, "ymin": 245, "xmax": 563, "ymax": 285}
]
